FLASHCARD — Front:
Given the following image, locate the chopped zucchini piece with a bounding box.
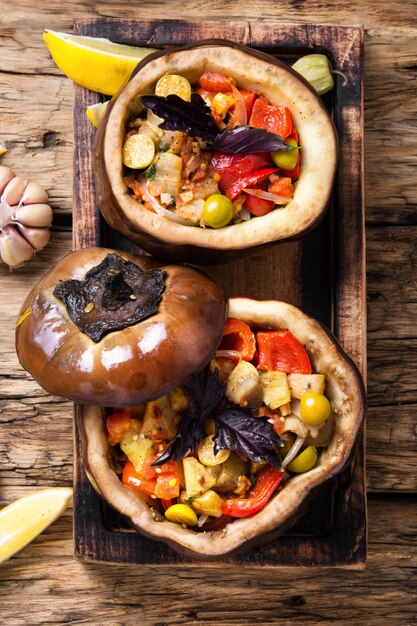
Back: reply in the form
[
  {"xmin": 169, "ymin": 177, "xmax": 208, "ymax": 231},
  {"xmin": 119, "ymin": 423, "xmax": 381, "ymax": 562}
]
[
  {"xmin": 148, "ymin": 152, "xmax": 182, "ymax": 197},
  {"xmin": 182, "ymin": 457, "xmax": 219, "ymax": 498},
  {"xmin": 225, "ymin": 361, "xmax": 263, "ymax": 408},
  {"xmin": 192, "ymin": 490, "xmax": 224, "ymax": 517},
  {"xmin": 120, "ymin": 433, "xmax": 155, "ymax": 473},
  {"xmin": 142, "ymin": 395, "xmax": 180, "ymax": 440},
  {"xmin": 169, "ymin": 387, "xmax": 188, "ymax": 413},
  {"xmin": 214, "ymin": 453, "xmax": 248, "ymax": 493},
  {"xmin": 260, "ymin": 371, "xmax": 291, "ymax": 409},
  {"xmin": 287, "ymin": 373, "xmax": 325, "ymax": 400}
]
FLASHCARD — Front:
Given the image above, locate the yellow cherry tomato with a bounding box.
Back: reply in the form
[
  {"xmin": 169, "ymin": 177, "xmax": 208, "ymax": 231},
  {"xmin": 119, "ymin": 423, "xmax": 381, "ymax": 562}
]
[
  {"xmin": 287, "ymin": 446, "xmax": 318, "ymax": 473},
  {"xmin": 271, "ymin": 137, "xmax": 299, "ymax": 170},
  {"xmin": 155, "ymin": 74, "xmax": 192, "ymax": 101},
  {"xmin": 164, "ymin": 503, "xmax": 198, "ymax": 527},
  {"xmin": 300, "ymin": 391, "xmax": 331, "ymax": 426},
  {"xmin": 203, "ymin": 194, "xmax": 234, "ymax": 228},
  {"xmin": 122, "ymin": 134, "xmax": 155, "ymax": 169}
]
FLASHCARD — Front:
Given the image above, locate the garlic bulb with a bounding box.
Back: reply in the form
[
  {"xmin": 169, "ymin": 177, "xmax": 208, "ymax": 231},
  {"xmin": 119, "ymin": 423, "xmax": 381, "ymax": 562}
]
[{"xmin": 0, "ymin": 165, "xmax": 52, "ymax": 268}]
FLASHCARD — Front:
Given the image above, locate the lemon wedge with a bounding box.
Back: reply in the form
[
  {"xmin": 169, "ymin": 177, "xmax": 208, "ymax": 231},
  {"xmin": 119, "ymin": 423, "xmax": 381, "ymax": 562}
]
[
  {"xmin": 0, "ymin": 487, "xmax": 73, "ymax": 563},
  {"xmin": 86, "ymin": 101, "xmax": 110, "ymax": 128},
  {"xmin": 0, "ymin": 141, "xmax": 7, "ymax": 156},
  {"xmin": 42, "ymin": 30, "xmax": 156, "ymax": 95}
]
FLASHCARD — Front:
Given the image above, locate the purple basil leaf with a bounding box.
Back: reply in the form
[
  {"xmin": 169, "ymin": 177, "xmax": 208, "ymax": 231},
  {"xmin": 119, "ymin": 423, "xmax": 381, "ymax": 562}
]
[
  {"xmin": 213, "ymin": 407, "xmax": 283, "ymax": 470},
  {"xmin": 151, "ymin": 408, "xmax": 204, "ymax": 466},
  {"xmin": 152, "ymin": 366, "xmax": 225, "ymax": 466},
  {"xmin": 141, "ymin": 93, "xmax": 219, "ymax": 141},
  {"xmin": 184, "ymin": 366, "xmax": 226, "ymax": 421},
  {"xmin": 210, "ymin": 126, "xmax": 292, "ymax": 154}
]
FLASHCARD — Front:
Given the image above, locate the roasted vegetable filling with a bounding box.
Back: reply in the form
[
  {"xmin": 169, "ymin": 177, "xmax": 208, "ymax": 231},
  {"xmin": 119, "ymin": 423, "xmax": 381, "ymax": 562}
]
[
  {"xmin": 123, "ymin": 71, "xmax": 300, "ymax": 228},
  {"xmin": 107, "ymin": 318, "xmax": 333, "ymax": 530}
]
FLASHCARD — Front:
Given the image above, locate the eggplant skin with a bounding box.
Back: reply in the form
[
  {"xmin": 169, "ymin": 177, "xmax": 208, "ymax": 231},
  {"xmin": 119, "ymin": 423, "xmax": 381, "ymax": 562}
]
[
  {"xmin": 81, "ymin": 297, "xmax": 365, "ymax": 560},
  {"xmin": 95, "ymin": 39, "xmax": 338, "ymax": 265},
  {"xmin": 15, "ymin": 247, "xmax": 226, "ymax": 406}
]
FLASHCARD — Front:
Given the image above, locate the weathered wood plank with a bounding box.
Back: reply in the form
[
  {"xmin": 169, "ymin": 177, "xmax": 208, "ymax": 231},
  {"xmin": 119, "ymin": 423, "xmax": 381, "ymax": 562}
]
[{"xmin": 0, "ymin": 496, "xmax": 415, "ymax": 626}]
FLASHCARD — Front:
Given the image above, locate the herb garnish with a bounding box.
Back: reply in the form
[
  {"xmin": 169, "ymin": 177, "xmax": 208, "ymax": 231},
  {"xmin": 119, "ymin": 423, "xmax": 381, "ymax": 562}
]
[
  {"xmin": 140, "ymin": 93, "xmax": 292, "ymax": 155},
  {"xmin": 152, "ymin": 366, "xmax": 283, "ymax": 469},
  {"xmin": 144, "ymin": 162, "xmax": 156, "ymax": 181}
]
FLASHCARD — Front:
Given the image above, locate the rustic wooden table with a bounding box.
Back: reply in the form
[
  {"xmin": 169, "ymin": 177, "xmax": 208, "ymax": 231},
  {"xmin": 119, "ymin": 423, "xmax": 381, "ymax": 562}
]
[{"xmin": 1, "ymin": 2, "xmax": 416, "ymax": 624}]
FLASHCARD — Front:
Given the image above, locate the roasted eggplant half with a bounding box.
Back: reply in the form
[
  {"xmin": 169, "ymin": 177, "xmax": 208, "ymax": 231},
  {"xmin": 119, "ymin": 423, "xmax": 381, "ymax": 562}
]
[
  {"xmin": 95, "ymin": 40, "xmax": 338, "ymax": 264},
  {"xmin": 81, "ymin": 297, "xmax": 365, "ymax": 559}
]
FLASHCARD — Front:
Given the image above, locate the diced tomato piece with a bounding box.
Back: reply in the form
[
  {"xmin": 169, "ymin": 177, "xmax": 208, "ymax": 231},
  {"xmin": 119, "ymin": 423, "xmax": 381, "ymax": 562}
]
[
  {"xmin": 106, "ymin": 412, "xmax": 133, "ymax": 446},
  {"xmin": 219, "ymin": 318, "xmax": 256, "ymax": 361},
  {"xmin": 198, "ymin": 71, "xmax": 235, "ymax": 92},
  {"xmin": 238, "ymin": 89, "xmax": 257, "ymax": 118},
  {"xmin": 249, "ymin": 97, "xmax": 292, "ymax": 138},
  {"xmin": 268, "ymin": 177, "xmax": 294, "ymax": 198},
  {"xmin": 258, "ymin": 407, "xmax": 286, "ymax": 435},
  {"xmin": 244, "ymin": 192, "xmax": 275, "ymax": 217},
  {"xmin": 154, "ymin": 473, "xmax": 181, "ymax": 499},
  {"xmin": 257, "ymin": 330, "xmax": 312, "ymax": 374},
  {"xmin": 122, "ymin": 461, "xmax": 157, "ymax": 496}
]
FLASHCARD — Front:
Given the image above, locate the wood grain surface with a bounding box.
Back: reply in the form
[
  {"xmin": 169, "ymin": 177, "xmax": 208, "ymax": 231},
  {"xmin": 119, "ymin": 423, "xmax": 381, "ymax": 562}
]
[{"xmin": 1, "ymin": 1, "xmax": 416, "ymax": 624}]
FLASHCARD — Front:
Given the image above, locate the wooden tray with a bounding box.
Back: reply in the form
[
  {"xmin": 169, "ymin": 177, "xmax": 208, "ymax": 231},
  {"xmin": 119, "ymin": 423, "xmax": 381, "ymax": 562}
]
[{"xmin": 72, "ymin": 19, "xmax": 366, "ymax": 567}]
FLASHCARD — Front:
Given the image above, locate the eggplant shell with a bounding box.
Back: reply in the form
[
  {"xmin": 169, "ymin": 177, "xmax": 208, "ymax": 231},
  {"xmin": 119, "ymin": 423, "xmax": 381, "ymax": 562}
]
[
  {"xmin": 15, "ymin": 247, "xmax": 226, "ymax": 406},
  {"xmin": 81, "ymin": 297, "xmax": 365, "ymax": 559},
  {"xmin": 94, "ymin": 40, "xmax": 338, "ymax": 264}
]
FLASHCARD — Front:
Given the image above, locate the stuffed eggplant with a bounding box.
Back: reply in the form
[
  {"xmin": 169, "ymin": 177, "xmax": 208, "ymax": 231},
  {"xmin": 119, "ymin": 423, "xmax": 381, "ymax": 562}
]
[
  {"xmin": 81, "ymin": 297, "xmax": 365, "ymax": 559},
  {"xmin": 95, "ymin": 40, "xmax": 338, "ymax": 264},
  {"xmin": 15, "ymin": 247, "xmax": 226, "ymax": 406}
]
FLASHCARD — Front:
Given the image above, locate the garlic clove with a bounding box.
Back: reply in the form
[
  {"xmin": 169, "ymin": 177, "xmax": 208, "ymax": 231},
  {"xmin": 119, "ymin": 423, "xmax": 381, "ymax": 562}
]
[
  {"xmin": 0, "ymin": 166, "xmax": 16, "ymax": 196},
  {"xmin": 2, "ymin": 176, "xmax": 27, "ymax": 206},
  {"xmin": 17, "ymin": 224, "xmax": 51, "ymax": 250},
  {"xmin": 14, "ymin": 203, "xmax": 53, "ymax": 227},
  {"xmin": 0, "ymin": 225, "xmax": 34, "ymax": 267},
  {"xmin": 21, "ymin": 181, "xmax": 49, "ymax": 205}
]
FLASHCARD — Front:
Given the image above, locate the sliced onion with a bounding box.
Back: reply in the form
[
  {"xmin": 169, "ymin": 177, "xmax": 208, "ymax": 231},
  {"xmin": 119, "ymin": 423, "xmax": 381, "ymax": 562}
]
[
  {"xmin": 215, "ymin": 349, "xmax": 242, "ymax": 360},
  {"xmin": 244, "ymin": 188, "xmax": 291, "ymax": 204},
  {"xmin": 230, "ymin": 84, "xmax": 247, "ymax": 126},
  {"xmin": 197, "ymin": 514, "xmax": 209, "ymax": 528},
  {"xmin": 281, "ymin": 436, "xmax": 306, "ymax": 467},
  {"xmin": 137, "ymin": 176, "xmax": 195, "ymax": 226},
  {"xmin": 239, "ymin": 207, "xmax": 251, "ymax": 221}
]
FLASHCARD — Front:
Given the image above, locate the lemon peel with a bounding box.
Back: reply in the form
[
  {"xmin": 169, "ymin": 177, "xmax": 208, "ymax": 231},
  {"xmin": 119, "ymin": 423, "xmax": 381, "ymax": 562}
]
[
  {"xmin": 0, "ymin": 487, "xmax": 73, "ymax": 563},
  {"xmin": 86, "ymin": 101, "xmax": 109, "ymax": 128},
  {"xmin": 42, "ymin": 30, "xmax": 156, "ymax": 95}
]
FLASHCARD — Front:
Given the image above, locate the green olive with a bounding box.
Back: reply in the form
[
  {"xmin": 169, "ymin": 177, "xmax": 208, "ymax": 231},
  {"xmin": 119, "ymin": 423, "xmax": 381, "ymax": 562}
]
[
  {"xmin": 287, "ymin": 446, "xmax": 318, "ymax": 473},
  {"xmin": 300, "ymin": 391, "xmax": 331, "ymax": 426},
  {"xmin": 203, "ymin": 194, "xmax": 234, "ymax": 228},
  {"xmin": 271, "ymin": 137, "xmax": 298, "ymax": 170}
]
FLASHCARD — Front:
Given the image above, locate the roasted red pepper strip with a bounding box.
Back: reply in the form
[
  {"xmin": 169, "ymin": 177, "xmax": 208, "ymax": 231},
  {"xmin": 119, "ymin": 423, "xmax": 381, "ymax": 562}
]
[
  {"xmin": 122, "ymin": 461, "xmax": 157, "ymax": 496},
  {"xmin": 199, "ymin": 70, "xmax": 235, "ymax": 92},
  {"xmin": 228, "ymin": 168, "xmax": 278, "ymax": 200},
  {"xmin": 211, "ymin": 152, "xmax": 274, "ymax": 198},
  {"xmin": 219, "ymin": 318, "xmax": 256, "ymax": 361},
  {"xmin": 223, "ymin": 466, "xmax": 284, "ymax": 518},
  {"xmin": 249, "ymin": 97, "xmax": 292, "ymax": 138},
  {"xmin": 257, "ymin": 330, "xmax": 312, "ymax": 374}
]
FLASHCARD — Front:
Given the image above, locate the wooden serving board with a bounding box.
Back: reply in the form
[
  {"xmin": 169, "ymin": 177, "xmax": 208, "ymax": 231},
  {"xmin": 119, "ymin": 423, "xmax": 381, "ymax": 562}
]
[{"xmin": 72, "ymin": 19, "xmax": 366, "ymax": 567}]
